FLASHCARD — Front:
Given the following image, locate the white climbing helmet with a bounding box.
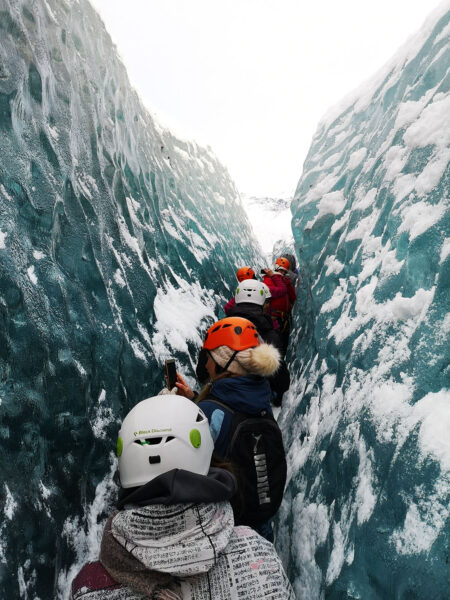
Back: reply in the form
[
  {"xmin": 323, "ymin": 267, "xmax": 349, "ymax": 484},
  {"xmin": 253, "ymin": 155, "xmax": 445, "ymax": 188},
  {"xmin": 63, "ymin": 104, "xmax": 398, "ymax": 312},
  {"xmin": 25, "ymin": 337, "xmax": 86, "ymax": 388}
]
[
  {"xmin": 117, "ymin": 395, "xmax": 213, "ymax": 488},
  {"xmin": 235, "ymin": 279, "xmax": 271, "ymax": 306}
]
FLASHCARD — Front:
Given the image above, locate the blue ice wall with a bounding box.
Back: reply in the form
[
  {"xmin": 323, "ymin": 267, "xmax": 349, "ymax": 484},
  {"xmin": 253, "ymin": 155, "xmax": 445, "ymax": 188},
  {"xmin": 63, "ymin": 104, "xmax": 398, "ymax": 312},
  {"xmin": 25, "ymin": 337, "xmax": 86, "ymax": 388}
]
[
  {"xmin": 0, "ymin": 0, "xmax": 261, "ymax": 597},
  {"xmin": 278, "ymin": 5, "xmax": 449, "ymax": 599}
]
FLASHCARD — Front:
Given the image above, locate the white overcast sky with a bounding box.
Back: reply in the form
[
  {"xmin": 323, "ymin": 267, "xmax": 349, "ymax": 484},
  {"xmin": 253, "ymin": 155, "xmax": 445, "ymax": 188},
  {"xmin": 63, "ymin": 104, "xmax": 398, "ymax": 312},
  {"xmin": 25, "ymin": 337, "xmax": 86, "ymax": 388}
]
[{"xmin": 90, "ymin": 0, "xmax": 442, "ymax": 197}]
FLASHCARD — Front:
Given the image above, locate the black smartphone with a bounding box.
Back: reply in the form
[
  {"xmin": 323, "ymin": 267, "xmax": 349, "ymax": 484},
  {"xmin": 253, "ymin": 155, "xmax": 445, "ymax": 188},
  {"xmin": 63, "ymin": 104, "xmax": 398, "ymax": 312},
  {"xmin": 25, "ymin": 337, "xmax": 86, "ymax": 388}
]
[{"xmin": 165, "ymin": 359, "xmax": 177, "ymax": 390}]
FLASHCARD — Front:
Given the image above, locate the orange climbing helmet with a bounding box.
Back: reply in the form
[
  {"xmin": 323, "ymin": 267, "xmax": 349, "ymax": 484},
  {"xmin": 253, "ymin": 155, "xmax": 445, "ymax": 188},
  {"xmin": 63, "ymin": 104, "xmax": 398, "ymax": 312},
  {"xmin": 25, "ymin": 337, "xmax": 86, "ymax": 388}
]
[
  {"xmin": 236, "ymin": 266, "xmax": 255, "ymax": 282},
  {"xmin": 203, "ymin": 317, "xmax": 260, "ymax": 351},
  {"xmin": 275, "ymin": 257, "xmax": 290, "ymax": 272}
]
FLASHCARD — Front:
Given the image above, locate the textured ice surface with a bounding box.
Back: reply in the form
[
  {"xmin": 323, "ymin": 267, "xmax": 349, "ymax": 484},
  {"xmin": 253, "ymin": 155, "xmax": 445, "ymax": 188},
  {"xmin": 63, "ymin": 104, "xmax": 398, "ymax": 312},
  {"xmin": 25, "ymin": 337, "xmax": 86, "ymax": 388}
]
[
  {"xmin": 278, "ymin": 4, "xmax": 450, "ymax": 598},
  {"xmin": 241, "ymin": 192, "xmax": 294, "ymax": 258},
  {"xmin": 0, "ymin": 1, "xmax": 260, "ymax": 597}
]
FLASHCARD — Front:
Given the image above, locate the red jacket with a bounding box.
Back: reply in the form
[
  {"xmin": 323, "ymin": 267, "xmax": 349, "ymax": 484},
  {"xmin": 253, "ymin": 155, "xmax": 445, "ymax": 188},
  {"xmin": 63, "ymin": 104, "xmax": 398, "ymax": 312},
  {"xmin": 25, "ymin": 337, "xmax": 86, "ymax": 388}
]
[
  {"xmin": 263, "ymin": 273, "xmax": 296, "ymax": 316},
  {"xmin": 224, "ymin": 296, "xmax": 236, "ymax": 315}
]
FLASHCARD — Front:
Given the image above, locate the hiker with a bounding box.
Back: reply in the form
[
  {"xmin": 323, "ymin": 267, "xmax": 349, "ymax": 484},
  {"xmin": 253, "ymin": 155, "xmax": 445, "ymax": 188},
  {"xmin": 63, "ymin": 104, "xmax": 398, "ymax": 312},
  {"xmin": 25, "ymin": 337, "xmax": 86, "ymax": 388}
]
[
  {"xmin": 196, "ymin": 267, "xmax": 258, "ymax": 382},
  {"xmin": 226, "ymin": 279, "xmax": 290, "ymax": 406},
  {"xmin": 262, "ymin": 257, "xmax": 297, "ymax": 355},
  {"xmin": 70, "ymin": 395, "xmax": 294, "ymax": 599},
  {"xmin": 282, "ymin": 252, "xmax": 300, "ymax": 288},
  {"xmin": 224, "ymin": 266, "xmax": 256, "ymax": 315},
  {"xmin": 176, "ymin": 317, "xmax": 287, "ymax": 541}
]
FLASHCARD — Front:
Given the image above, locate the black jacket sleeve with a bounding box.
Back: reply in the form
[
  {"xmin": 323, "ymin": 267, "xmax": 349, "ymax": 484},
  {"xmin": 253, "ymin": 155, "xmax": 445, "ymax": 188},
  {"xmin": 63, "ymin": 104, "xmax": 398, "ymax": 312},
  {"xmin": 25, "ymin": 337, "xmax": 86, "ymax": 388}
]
[
  {"xmin": 264, "ymin": 329, "xmax": 290, "ymax": 400},
  {"xmin": 196, "ymin": 348, "xmax": 209, "ymax": 385},
  {"xmin": 268, "ymin": 358, "xmax": 290, "ymax": 398}
]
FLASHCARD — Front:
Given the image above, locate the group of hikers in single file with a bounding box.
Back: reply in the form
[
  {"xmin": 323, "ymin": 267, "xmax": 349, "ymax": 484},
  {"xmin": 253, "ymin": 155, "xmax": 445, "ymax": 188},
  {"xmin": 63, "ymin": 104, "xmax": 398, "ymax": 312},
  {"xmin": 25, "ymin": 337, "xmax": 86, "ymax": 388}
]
[{"xmin": 72, "ymin": 254, "xmax": 298, "ymax": 599}]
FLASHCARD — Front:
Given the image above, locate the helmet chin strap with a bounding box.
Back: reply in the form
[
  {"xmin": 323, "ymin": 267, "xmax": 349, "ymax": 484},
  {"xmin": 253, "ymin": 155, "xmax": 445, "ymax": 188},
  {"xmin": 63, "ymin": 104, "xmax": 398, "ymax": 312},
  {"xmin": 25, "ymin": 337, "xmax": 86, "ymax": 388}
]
[
  {"xmin": 207, "ymin": 349, "xmax": 239, "ymax": 374},
  {"xmin": 222, "ymin": 350, "xmax": 239, "ymax": 371}
]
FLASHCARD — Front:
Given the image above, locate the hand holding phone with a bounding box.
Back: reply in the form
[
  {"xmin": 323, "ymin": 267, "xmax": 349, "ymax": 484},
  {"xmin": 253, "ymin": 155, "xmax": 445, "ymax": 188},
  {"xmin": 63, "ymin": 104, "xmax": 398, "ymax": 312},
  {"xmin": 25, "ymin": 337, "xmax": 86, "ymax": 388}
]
[{"xmin": 165, "ymin": 359, "xmax": 177, "ymax": 390}]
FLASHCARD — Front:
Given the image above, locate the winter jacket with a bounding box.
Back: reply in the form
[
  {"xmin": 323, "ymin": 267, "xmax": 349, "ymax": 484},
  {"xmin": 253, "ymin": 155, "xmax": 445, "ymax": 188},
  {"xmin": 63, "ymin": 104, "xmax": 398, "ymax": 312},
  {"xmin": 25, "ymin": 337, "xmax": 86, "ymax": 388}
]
[
  {"xmin": 71, "ymin": 468, "xmax": 294, "ymax": 600},
  {"xmin": 198, "ymin": 376, "xmax": 273, "ymax": 458},
  {"xmin": 226, "ymin": 303, "xmax": 290, "ymax": 402},
  {"xmin": 262, "ymin": 273, "xmax": 296, "ymax": 316},
  {"xmin": 224, "ymin": 296, "xmax": 236, "ymax": 315},
  {"xmin": 227, "ymin": 303, "xmax": 277, "ymax": 343}
]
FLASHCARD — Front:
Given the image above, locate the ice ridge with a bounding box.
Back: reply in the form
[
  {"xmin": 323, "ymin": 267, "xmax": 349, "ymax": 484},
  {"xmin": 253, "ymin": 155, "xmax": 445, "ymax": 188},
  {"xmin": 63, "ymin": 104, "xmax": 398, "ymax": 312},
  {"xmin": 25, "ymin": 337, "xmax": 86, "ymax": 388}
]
[
  {"xmin": 0, "ymin": 1, "xmax": 261, "ymax": 597},
  {"xmin": 279, "ymin": 5, "xmax": 449, "ymax": 599}
]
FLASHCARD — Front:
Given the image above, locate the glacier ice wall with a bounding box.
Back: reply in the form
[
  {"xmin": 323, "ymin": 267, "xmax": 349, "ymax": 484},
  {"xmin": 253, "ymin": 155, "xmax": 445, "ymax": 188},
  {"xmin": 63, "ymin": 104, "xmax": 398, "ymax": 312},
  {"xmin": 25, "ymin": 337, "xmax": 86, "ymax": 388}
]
[
  {"xmin": 0, "ymin": 0, "xmax": 261, "ymax": 597},
  {"xmin": 279, "ymin": 5, "xmax": 450, "ymax": 599},
  {"xmin": 241, "ymin": 193, "xmax": 294, "ymax": 257}
]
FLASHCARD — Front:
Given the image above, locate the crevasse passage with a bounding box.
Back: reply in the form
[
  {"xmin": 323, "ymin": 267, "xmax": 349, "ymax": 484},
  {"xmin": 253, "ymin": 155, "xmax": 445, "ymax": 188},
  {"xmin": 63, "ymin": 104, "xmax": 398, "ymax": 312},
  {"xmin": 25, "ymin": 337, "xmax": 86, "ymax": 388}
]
[{"xmin": 0, "ymin": 1, "xmax": 449, "ymax": 599}]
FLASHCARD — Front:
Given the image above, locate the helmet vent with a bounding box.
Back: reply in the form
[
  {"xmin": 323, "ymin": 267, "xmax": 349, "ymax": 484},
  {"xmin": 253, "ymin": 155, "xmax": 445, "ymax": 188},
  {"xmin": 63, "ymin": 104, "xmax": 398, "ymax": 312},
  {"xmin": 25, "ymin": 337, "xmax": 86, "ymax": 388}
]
[
  {"xmin": 135, "ymin": 437, "xmax": 163, "ymax": 446},
  {"xmin": 148, "ymin": 437, "xmax": 162, "ymax": 445},
  {"xmin": 196, "ymin": 411, "xmax": 206, "ymax": 422},
  {"xmin": 148, "ymin": 455, "xmax": 161, "ymax": 464},
  {"xmin": 165, "ymin": 436, "xmax": 175, "ymax": 443}
]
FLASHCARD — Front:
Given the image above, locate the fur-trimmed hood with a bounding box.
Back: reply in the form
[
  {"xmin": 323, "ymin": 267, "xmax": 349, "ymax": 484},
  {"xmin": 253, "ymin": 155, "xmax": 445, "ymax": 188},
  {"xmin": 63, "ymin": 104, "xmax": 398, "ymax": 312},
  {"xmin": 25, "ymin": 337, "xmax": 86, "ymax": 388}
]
[{"xmin": 210, "ymin": 342, "xmax": 280, "ymax": 377}]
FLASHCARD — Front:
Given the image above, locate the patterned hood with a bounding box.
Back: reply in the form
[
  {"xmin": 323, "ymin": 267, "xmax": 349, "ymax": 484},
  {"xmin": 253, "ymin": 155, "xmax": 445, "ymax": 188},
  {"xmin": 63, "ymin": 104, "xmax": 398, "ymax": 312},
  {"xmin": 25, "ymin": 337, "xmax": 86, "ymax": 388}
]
[{"xmin": 110, "ymin": 501, "xmax": 235, "ymax": 577}]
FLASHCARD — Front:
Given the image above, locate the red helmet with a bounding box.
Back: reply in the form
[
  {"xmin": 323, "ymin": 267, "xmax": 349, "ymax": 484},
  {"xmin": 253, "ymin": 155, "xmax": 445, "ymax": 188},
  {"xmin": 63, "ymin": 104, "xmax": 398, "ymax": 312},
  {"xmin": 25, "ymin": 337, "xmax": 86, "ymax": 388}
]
[
  {"xmin": 203, "ymin": 317, "xmax": 260, "ymax": 351},
  {"xmin": 275, "ymin": 257, "xmax": 290, "ymax": 272},
  {"xmin": 236, "ymin": 266, "xmax": 255, "ymax": 282}
]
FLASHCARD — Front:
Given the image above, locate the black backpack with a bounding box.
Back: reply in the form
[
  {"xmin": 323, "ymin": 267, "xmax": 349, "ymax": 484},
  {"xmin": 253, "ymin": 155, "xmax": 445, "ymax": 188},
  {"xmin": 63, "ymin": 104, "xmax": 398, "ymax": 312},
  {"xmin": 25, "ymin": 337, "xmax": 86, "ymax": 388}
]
[{"xmin": 209, "ymin": 398, "xmax": 287, "ymax": 527}]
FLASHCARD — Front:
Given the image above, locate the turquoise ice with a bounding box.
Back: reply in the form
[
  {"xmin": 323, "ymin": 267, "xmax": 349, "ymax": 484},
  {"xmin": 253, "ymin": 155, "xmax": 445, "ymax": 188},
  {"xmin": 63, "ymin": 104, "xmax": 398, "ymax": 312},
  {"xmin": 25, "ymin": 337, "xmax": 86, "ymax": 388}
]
[
  {"xmin": 278, "ymin": 5, "xmax": 449, "ymax": 598},
  {"xmin": 0, "ymin": 1, "xmax": 260, "ymax": 597},
  {"xmin": 1, "ymin": 0, "xmax": 449, "ymax": 598}
]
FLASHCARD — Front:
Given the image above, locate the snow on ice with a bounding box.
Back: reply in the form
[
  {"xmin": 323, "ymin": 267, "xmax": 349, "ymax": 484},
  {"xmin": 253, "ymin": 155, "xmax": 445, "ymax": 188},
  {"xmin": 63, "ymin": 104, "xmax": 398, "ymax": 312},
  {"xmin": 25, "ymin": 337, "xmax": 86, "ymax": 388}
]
[{"xmin": 280, "ymin": 4, "xmax": 450, "ymax": 598}]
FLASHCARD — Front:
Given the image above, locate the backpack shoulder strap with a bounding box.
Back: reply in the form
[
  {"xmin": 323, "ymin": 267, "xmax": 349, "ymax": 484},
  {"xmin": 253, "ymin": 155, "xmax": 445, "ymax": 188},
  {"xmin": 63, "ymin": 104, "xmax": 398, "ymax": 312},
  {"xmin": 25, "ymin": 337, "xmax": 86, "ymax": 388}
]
[
  {"xmin": 204, "ymin": 395, "xmax": 236, "ymax": 415},
  {"xmin": 205, "ymin": 395, "xmax": 277, "ymax": 455},
  {"xmin": 206, "ymin": 395, "xmax": 272, "ymax": 420}
]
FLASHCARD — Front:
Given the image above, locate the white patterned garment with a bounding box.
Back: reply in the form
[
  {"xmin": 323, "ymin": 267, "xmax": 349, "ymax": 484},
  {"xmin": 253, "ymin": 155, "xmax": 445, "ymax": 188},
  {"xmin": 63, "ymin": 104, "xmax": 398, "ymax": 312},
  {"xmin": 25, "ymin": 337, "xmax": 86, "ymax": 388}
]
[{"xmin": 110, "ymin": 501, "xmax": 295, "ymax": 599}]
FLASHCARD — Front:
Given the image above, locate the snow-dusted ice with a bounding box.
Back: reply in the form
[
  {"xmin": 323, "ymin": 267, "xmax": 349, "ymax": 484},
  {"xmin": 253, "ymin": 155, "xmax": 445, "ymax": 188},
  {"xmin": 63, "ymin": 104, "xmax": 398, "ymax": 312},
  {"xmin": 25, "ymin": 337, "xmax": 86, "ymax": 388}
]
[
  {"xmin": 279, "ymin": 4, "xmax": 450, "ymax": 598},
  {"xmin": 0, "ymin": 1, "xmax": 260, "ymax": 597},
  {"xmin": 1, "ymin": 0, "xmax": 449, "ymax": 598}
]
